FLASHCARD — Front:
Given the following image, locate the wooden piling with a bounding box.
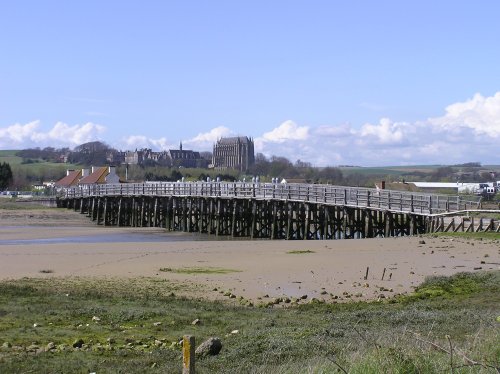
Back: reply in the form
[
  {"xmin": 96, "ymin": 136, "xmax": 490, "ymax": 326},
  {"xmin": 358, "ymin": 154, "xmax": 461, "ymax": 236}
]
[
  {"xmin": 182, "ymin": 335, "xmax": 195, "ymax": 374},
  {"xmin": 59, "ymin": 188, "xmax": 441, "ymax": 241}
]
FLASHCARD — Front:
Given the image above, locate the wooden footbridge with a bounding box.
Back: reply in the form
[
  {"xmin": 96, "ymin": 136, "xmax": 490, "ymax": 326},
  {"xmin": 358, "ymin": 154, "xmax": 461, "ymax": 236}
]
[{"xmin": 57, "ymin": 182, "xmax": 498, "ymax": 239}]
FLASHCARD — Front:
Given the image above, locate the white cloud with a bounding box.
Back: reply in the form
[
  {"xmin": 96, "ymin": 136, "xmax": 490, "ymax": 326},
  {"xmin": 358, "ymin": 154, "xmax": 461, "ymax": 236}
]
[
  {"xmin": 254, "ymin": 120, "xmax": 310, "ymax": 154},
  {"xmin": 0, "ymin": 121, "xmax": 40, "ymax": 144},
  {"xmin": 119, "ymin": 127, "xmax": 233, "ymax": 153},
  {"xmin": 359, "ymin": 118, "xmax": 406, "ymax": 145},
  {"xmin": 428, "ymin": 92, "xmax": 500, "ymax": 137},
  {"xmin": 0, "ymin": 121, "xmax": 105, "ymax": 149},
  {"xmin": 253, "ymin": 92, "xmax": 500, "ymax": 166},
  {"xmin": 259, "ymin": 120, "xmax": 309, "ymax": 143},
  {"xmin": 3, "ymin": 92, "xmax": 500, "ymax": 166},
  {"xmin": 150, "ymin": 137, "xmax": 171, "ymax": 150},
  {"xmin": 183, "ymin": 126, "xmax": 233, "ymax": 148},
  {"xmin": 47, "ymin": 122, "xmax": 106, "ymax": 144}
]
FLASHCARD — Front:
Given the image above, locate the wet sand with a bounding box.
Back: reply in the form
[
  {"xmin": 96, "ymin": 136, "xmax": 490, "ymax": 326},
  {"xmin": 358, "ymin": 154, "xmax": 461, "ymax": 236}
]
[{"xmin": 1, "ymin": 208, "xmax": 499, "ymax": 302}]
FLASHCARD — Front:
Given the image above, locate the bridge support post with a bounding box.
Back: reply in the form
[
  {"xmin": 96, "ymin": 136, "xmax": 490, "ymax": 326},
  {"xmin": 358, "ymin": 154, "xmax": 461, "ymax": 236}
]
[{"xmin": 58, "ymin": 183, "xmax": 468, "ymax": 241}]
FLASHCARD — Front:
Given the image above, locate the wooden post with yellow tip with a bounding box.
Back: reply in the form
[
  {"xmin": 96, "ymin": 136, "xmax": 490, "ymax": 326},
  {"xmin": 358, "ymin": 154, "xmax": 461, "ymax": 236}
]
[{"xmin": 182, "ymin": 335, "xmax": 195, "ymax": 374}]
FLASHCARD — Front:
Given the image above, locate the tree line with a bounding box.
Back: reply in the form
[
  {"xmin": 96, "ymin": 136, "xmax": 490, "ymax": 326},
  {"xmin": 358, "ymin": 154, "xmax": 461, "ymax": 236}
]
[{"xmin": 2, "ymin": 140, "xmax": 497, "ymax": 191}]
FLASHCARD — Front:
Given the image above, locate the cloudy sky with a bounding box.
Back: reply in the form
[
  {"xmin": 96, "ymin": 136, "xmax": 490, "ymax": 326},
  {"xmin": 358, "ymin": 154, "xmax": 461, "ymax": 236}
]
[{"xmin": 1, "ymin": 1, "xmax": 499, "ymax": 166}]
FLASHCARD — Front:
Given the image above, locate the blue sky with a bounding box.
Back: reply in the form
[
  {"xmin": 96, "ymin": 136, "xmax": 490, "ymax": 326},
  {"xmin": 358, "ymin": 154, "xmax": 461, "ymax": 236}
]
[{"xmin": 1, "ymin": 1, "xmax": 499, "ymax": 166}]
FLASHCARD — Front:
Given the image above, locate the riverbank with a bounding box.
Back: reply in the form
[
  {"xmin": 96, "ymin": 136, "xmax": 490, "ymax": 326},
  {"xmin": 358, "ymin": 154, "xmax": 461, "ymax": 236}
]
[{"xmin": 1, "ymin": 206, "xmax": 498, "ymax": 303}]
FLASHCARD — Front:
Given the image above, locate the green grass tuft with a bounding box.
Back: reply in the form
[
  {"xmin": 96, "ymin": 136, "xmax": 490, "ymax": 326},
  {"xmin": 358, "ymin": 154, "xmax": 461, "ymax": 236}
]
[
  {"xmin": 159, "ymin": 266, "xmax": 242, "ymax": 274},
  {"xmin": 401, "ymin": 271, "xmax": 499, "ymax": 302}
]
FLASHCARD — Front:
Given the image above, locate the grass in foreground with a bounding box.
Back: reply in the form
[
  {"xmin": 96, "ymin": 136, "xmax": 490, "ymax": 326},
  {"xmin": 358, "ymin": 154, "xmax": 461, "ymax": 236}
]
[
  {"xmin": 0, "ymin": 272, "xmax": 499, "ymax": 373},
  {"xmin": 159, "ymin": 267, "xmax": 241, "ymax": 275},
  {"xmin": 0, "ymin": 199, "xmax": 52, "ymax": 210}
]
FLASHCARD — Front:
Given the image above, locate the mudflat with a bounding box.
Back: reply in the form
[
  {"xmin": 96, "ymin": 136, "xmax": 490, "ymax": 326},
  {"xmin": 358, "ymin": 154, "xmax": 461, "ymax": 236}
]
[{"xmin": 1, "ymin": 207, "xmax": 499, "ymax": 303}]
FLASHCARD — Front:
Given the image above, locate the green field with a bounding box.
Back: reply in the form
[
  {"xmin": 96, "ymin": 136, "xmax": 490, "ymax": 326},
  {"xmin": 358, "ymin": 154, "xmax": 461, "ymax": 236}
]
[
  {"xmin": 0, "ymin": 150, "xmax": 79, "ymax": 187},
  {"xmin": 0, "ymin": 271, "xmax": 498, "ymax": 373},
  {"xmin": 340, "ymin": 166, "xmax": 407, "ymax": 176},
  {"xmin": 0, "ymin": 150, "xmax": 77, "ymax": 169},
  {"xmin": 0, "ymin": 150, "xmax": 22, "ymax": 166}
]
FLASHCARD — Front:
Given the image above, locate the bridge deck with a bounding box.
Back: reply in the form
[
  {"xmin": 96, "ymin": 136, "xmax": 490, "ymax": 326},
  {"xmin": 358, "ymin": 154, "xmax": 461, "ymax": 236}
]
[{"xmin": 60, "ymin": 182, "xmax": 480, "ymax": 215}]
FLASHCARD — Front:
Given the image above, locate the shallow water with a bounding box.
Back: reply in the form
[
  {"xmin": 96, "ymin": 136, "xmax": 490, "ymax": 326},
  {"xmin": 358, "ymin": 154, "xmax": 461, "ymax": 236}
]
[{"xmin": 0, "ymin": 226, "xmax": 227, "ymax": 245}]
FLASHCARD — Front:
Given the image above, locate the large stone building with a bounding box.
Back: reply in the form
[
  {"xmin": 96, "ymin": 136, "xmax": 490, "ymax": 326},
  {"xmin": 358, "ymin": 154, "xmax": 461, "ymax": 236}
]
[
  {"xmin": 169, "ymin": 142, "xmax": 208, "ymax": 168},
  {"xmin": 123, "ymin": 144, "xmax": 207, "ymax": 168},
  {"xmin": 124, "ymin": 148, "xmax": 170, "ymax": 165},
  {"xmin": 212, "ymin": 136, "xmax": 255, "ymax": 171}
]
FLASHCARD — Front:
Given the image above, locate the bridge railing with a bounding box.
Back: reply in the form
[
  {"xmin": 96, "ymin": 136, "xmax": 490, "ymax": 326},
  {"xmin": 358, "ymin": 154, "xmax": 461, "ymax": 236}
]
[{"xmin": 60, "ymin": 182, "xmax": 480, "ymax": 215}]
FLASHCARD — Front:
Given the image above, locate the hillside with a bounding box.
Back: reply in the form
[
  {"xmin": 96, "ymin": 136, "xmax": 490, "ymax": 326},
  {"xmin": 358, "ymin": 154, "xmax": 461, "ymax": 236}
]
[{"xmin": 0, "ymin": 150, "xmax": 79, "ymax": 188}]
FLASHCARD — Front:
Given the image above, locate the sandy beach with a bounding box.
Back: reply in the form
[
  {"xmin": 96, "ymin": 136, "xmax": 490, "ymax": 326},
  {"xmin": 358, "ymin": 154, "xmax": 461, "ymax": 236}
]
[{"xmin": 1, "ymin": 208, "xmax": 499, "ymax": 303}]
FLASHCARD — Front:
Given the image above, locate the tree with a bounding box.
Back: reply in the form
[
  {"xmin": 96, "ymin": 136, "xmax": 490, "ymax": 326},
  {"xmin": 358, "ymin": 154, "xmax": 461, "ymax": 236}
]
[
  {"xmin": 268, "ymin": 156, "xmax": 293, "ymax": 177},
  {"xmin": 249, "ymin": 153, "xmax": 270, "ymax": 176},
  {"xmin": 69, "ymin": 141, "xmax": 114, "ymax": 165},
  {"xmin": 0, "ymin": 162, "xmax": 13, "ymax": 190},
  {"xmin": 433, "ymin": 166, "xmax": 454, "ymax": 181},
  {"xmin": 142, "ymin": 158, "xmax": 158, "ymax": 167},
  {"xmin": 317, "ymin": 167, "xmax": 343, "ymax": 184},
  {"xmin": 295, "ymin": 159, "xmax": 312, "ymax": 168},
  {"xmin": 170, "ymin": 169, "xmax": 183, "ymax": 181}
]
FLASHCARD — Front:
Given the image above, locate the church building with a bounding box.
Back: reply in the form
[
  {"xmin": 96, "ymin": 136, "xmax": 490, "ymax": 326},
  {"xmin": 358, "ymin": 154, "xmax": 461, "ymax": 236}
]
[
  {"xmin": 212, "ymin": 136, "xmax": 255, "ymax": 172},
  {"xmin": 169, "ymin": 142, "xmax": 207, "ymax": 168}
]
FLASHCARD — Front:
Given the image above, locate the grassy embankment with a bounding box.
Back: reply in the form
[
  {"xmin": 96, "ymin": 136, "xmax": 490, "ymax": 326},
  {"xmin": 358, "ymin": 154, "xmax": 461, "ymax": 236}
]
[{"xmin": 0, "ymin": 269, "xmax": 498, "ymax": 373}]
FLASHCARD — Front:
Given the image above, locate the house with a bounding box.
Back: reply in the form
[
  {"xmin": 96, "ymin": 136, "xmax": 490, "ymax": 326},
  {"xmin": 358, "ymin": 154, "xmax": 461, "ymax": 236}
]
[
  {"xmin": 55, "ymin": 169, "xmax": 84, "ymax": 188},
  {"xmin": 78, "ymin": 166, "xmax": 120, "ymax": 185},
  {"xmin": 55, "ymin": 166, "xmax": 120, "ymax": 188}
]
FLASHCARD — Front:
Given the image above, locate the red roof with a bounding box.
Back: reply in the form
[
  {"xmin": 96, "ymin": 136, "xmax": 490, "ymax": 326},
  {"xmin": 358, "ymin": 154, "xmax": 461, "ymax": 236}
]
[
  {"xmin": 55, "ymin": 170, "xmax": 82, "ymax": 187},
  {"xmin": 78, "ymin": 167, "xmax": 108, "ymax": 184}
]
